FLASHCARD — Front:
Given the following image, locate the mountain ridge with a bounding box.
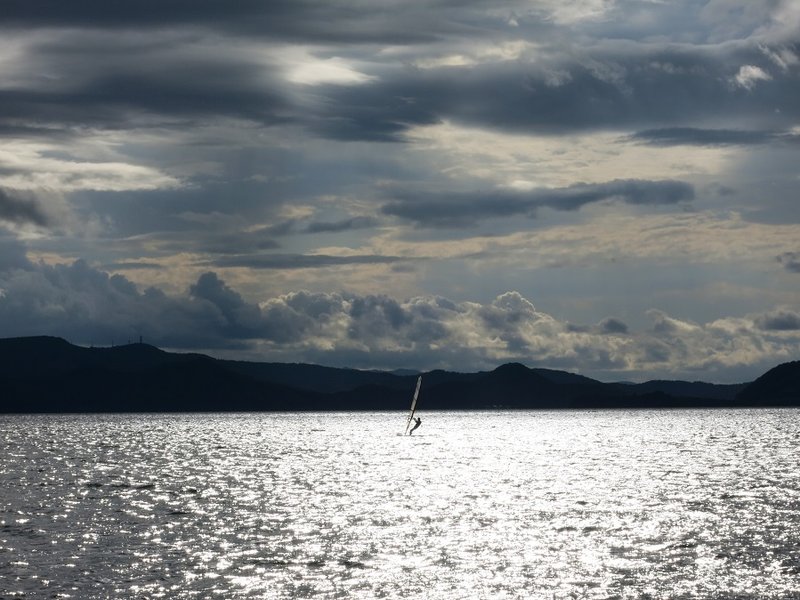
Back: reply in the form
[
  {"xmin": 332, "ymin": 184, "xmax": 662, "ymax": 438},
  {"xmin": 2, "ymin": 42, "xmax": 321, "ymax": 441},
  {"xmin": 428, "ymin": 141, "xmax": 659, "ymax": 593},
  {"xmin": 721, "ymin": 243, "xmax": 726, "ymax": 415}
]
[{"xmin": 0, "ymin": 336, "xmax": 794, "ymax": 412}]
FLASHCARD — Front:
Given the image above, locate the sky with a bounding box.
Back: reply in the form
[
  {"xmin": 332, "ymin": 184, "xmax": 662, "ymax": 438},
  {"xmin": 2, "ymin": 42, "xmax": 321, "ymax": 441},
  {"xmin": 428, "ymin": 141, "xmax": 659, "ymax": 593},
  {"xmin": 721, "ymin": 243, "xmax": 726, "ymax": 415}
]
[{"xmin": 0, "ymin": 0, "xmax": 798, "ymax": 383}]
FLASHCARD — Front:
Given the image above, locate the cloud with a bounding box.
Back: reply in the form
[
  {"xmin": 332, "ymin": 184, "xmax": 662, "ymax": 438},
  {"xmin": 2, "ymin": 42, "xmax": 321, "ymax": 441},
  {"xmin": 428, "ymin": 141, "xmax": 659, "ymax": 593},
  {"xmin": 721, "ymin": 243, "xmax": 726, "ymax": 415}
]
[
  {"xmin": 755, "ymin": 308, "xmax": 800, "ymax": 331},
  {"xmin": 599, "ymin": 317, "xmax": 629, "ymax": 335},
  {"xmin": 0, "ymin": 229, "xmax": 32, "ymax": 270},
  {"xmin": 733, "ymin": 64, "xmax": 772, "ymax": 90},
  {"xmin": 0, "ymin": 0, "xmax": 446, "ymax": 44},
  {"xmin": 0, "ymin": 33, "xmax": 291, "ymax": 131},
  {"xmin": 102, "ymin": 262, "xmax": 165, "ymax": 271},
  {"xmin": 1, "ymin": 258, "xmax": 796, "ymax": 382},
  {"xmin": 1, "ymin": 1, "xmax": 798, "ymax": 148},
  {"xmin": 382, "ymin": 179, "xmax": 694, "ymax": 227},
  {"xmin": 304, "ymin": 216, "xmax": 379, "ymax": 234},
  {"xmin": 310, "ymin": 40, "xmax": 800, "ymax": 141},
  {"xmin": 629, "ymin": 128, "xmax": 779, "ymax": 147},
  {"xmin": 209, "ymin": 253, "xmax": 408, "ymax": 270},
  {"xmin": 648, "ymin": 309, "xmax": 701, "ymax": 335},
  {"xmin": 0, "ymin": 188, "xmax": 50, "ymax": 226},
  {"xmin": 189, "ymin": 272, "xmax": 265, "ymax": 338},
  {"xmin": 0, "ymin": 1, "xmax": 797, "ymax": 386},
  {"xmin": 761, "ymin": 44, "xmax": 800, "ymax": 72},
  {"xmin": 777, "ymin": 252, "xmax": 800, "ymax": 273},
  {"xmin": 0, "ymin": 259, "xmax": 273, "ymax": 348}
]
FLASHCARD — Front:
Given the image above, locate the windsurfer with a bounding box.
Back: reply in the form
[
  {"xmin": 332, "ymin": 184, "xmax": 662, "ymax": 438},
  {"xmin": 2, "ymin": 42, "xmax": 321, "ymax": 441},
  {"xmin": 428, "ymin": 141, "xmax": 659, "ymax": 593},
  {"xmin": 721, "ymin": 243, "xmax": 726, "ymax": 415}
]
[{"xmin": 409, "ymin": 417, "xmax": 422, "ymax": 435}]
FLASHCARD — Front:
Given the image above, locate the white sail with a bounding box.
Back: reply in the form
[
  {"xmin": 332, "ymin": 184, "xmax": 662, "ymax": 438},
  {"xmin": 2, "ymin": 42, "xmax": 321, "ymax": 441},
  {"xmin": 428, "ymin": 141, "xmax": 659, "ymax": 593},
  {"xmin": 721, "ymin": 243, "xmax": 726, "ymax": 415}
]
[{"xmin": 404, "ymin": 376, "xmax": 422, "ymax": 434}]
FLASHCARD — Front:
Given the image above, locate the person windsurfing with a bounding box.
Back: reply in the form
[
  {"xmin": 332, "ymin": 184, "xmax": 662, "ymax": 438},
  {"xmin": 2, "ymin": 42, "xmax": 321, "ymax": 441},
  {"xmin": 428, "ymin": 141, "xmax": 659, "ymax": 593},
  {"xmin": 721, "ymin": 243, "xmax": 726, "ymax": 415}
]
[{"xmin": 409, "ymin": 416, "xmax": 422, "ymax": 435}]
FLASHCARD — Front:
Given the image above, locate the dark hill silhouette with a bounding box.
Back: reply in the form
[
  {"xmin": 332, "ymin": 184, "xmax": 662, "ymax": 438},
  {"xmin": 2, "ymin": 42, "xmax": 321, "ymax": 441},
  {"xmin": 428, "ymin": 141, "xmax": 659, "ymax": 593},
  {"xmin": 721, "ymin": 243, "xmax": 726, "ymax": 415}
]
[
  {"xmin": 736, "ymin": 361, "xmax": 800, "ymax": 403},
  {"xmin": 623, "ymin": 379, "xmax": 747, "ymax": 400},
  {"xmin": 0, "ymin": 336, "xmax": 794, "ymax": 412},
  {"xmin": 530, "ymin": 367, "xmax": 601, "ymax": 386},
  {"xmin": 2, "ymin": 355, "xmax": 319, "ymax": 413},
  {"xmin": 219, "ymin": 359, "xmax": 415, "ymax": 393},
  {"xmin": 423, "ymin": 362, "xmax": 565, "ymax": 408},
  {"xmin": 0, "ymin": 336, "xmax": 202, "ymax": 378}
]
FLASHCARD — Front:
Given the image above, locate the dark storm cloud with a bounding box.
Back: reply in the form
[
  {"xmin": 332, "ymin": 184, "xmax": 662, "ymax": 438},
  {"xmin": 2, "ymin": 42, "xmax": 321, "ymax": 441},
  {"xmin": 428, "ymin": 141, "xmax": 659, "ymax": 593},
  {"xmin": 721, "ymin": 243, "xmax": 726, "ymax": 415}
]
[
  {"xmin": 777, "ymin": 252, "xmax": 800, "ymax": 273},
  {"xmin": 0, "ymin": 259, "xmax": 439, "ymax": 351},
  {"xmin": 308, "ymin": 88, "xmax": 441, "ymax": 142},
  {"xmin": 0, "ymin": 0, "xmax": 266, "ymax": 28},
  {"xmin": 0, "ymin": 258, "xmax": 294, "ymax": 349},
  {"xmin": 87, "ymin": 229, "xmax": 281, "ymax": 265},
  {"xmin": 312, "ymin": 42, "xmax": 800, "ymax": 141},
  {"xmin": 3, "ymin": 2, "xmax": 797, "ymax": 145},
  {"xmin": 350, "ymin": 294, "xmax": 410, "ymax": 331},
  {"xmin": 189, "ymin": 272, "xmax": 267, "ymax": 338},
  {"xmin": 103, "ymin": 262, "xmax": 165, "ymax": 271},
  {"xmin": 382, "ymin": 179, "xmax": 694, "ymax": 227},
  {"xmin": 629, "ymin": 128, "xmax": 780, "ymax": 146},
  {"xmin": 0, "ymin": 229, "xmax": 32, "ymax": 271},
  {"xmin": 599, "ymin": 318, "xmax": 629, "ymax": 335},
  {"xmin": 304, "ymin": 216, "xmax": 379, "ymax": 234},
  {"xmin": 567, "ymin": 318, "xmax": 630, "ymax": 335},
  {"xmin": 0, "ymin": 124, "xmax": 77, "ymax": 140},
  {"xmin": 67, "ymin": 188, "xmax": 379, "ymax": 259},
  {"xmin": 0, "ymin": 0, "xmax": 450, "ymax": 44},
  {"xmin": 382, "ymin": 188, "xmax": 524, "ymax": 227},
  {"xmin": 0, "ymin": 189, "xmax": 50, "ymax": 227},
  {"xmin": 643, "ymin": 342, "xmax": 672, "ymax": 363},
  {"xmin": 0, "ymin": 37, "xmax": 290, "ymax": 129},
  {"xmin": 187, "ymin": 230, "xmax": 280, "ymax": 256},
  {"xmin": 209, "ymin": 253, "xmax": 407, "ymax": 270},
  {"xmin": 755, "ymin": 309, "xmax": 800, "ymax": 331},
  {"xmin": 75, "ymin": 183, "xmax": 288, "ymax": 239}
]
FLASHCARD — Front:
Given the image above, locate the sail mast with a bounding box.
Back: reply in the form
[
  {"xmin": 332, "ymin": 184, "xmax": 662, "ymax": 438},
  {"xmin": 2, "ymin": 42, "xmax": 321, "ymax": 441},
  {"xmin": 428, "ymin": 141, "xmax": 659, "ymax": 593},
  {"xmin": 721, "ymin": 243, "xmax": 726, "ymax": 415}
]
[{"xmin": 404, "ymin": 375, "xmax": 422, "ymax": 434}]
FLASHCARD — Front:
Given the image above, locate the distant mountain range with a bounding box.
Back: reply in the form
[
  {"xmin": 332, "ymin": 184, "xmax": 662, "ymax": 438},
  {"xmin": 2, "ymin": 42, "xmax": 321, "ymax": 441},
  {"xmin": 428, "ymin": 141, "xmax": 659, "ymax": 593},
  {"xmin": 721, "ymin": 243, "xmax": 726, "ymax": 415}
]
[{"xmin": 0, "ymin": 336, "xmax": 796, "ymax": 413}]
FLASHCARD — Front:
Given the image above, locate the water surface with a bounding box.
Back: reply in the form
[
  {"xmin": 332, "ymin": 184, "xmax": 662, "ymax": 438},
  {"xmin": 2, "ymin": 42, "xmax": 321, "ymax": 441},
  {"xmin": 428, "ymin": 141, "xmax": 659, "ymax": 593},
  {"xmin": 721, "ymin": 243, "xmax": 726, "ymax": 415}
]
[{"xmin": 2, "ymin": 409, "xmax": 800, "ymax": 598}]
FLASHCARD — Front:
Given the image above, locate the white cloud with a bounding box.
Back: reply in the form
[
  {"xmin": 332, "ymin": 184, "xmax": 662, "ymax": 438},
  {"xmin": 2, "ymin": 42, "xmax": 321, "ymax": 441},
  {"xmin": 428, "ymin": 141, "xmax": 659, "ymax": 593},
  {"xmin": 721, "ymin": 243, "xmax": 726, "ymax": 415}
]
[
  {"xmin": 539, "ymin": 0, "xmax": 615, "ymax": 24},
  {"xmin": 370, "ymin": 210, "xmax": 799, "ymax": 274},
  {"xmin": 761, "ymin": 44, "xmax": 800, "ymax": 71},
  {"xmin": 403, "ymin": 122, "xmax": 734, "ymax": 188},
  {"xmin": 413, "ymin": 41, "xmax": 538, "ymax": 69},
  {"xmin": 0, "ymin": 258, "xmax": 796, "ymax": 382},
  {"xmin": 283, "ymin": 50, "xmax": 375, "ymax": 86},
  {"xmin": 733, "ymin": 64, "xmax": 772, "ymax": 90},
  {"xmin": 0, "ymin": 139, "xmax": 181, "ymax": 192}
]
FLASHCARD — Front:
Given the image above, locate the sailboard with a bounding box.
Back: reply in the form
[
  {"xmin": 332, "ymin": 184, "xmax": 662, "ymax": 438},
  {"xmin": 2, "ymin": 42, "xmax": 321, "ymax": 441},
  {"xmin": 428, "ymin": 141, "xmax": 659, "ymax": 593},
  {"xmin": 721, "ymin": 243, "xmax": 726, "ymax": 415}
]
[{"xmin": 404, "ymin": 375, "xmax": 422, "ymax": 435}]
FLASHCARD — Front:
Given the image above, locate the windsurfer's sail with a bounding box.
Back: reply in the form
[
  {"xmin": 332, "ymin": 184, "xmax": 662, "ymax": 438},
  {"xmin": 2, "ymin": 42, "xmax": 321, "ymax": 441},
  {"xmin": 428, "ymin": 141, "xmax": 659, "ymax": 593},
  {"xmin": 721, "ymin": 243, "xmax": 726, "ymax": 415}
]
[{"xmin": 404, "ymin": 376, "xmax": 422, "ymax": 434}]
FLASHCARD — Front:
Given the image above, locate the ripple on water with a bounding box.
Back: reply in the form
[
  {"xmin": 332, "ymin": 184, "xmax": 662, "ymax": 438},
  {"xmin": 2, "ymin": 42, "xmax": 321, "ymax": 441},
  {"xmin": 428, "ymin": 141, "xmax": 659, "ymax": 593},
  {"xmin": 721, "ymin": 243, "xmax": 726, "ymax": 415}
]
[{"xmin": 2, "ymin": 409, "xmax": 800, "ymax": 598}]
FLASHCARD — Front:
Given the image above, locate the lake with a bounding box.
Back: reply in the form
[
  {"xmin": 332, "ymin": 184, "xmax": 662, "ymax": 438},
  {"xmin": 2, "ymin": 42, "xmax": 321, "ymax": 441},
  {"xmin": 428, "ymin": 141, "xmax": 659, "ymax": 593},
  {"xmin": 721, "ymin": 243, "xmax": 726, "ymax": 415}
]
[{"xmin": 2, "ymin": 409, "xmax": 800, "ymax": 599}]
